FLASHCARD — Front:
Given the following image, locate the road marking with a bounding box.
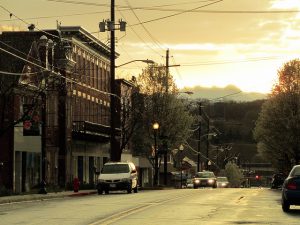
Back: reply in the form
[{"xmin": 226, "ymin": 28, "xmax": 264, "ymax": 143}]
[{"xmin": 89, "ymin": 193, "xmax": 195, "ymax": 225}]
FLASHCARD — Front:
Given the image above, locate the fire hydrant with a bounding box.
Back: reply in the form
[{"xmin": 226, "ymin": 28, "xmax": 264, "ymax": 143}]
[{"xmin": 73, "ymin": 178, "xmax": 80, "ymax": 192}]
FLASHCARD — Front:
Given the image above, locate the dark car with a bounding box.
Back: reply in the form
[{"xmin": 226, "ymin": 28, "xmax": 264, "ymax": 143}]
[
  {"xmin": 271, "ymin": 173, "xmax": 285, "ymax": 189},
  {"xmin": 281, "ymin": 165, "xmax": 300, "ymax": 212},
  {"xmin": 193, "ymin": 171, "xmax": 217, "ymax": 188}
]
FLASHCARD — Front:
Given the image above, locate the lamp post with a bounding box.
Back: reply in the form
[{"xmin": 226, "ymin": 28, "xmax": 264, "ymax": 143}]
[
  {"xmin": 207, "ymin": 160, "xmax": 212, "ymax": 171},
  {"xmin": 179, "ymin": 144, "xmax": 184, "ymax": 189},
  {"xmin": 197, "ymin": 102, "xmax": 202, "ymax": 172},
  {"xmin": 153, "ymin": 122, "xmax": 159, "ymax": 186},
  {"xmin": 206, "ymin": 132, "xmax": 217, "ymax": 170},
  {"xmin": 116, "ymin": 59, "xmax": 154, "ymax": 68},
  {"xmin": 196, "ymin": 132, "xmax": 217, "ymax": 172},
  {"xmin": 111, "ymin": 59, "xmax": 154, "ymax": 161},
  {"xmin": 37, "ymin": 35, "xmax": 54, "ymax": 194}
]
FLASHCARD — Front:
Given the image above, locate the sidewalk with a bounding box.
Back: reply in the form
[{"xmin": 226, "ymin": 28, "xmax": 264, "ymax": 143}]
[
  {"xmin": 0, "ymin": 186, "xmax": 173, "ymax": 205},
  {"xmin": 0, "ymin": 189, "xmax": 97, "ymax": 205}
]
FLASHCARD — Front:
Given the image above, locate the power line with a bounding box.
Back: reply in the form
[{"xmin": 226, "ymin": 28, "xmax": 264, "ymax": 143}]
[
  {"xmin": 0, "ymin": 10, "xmax": 110, "ymax": 22},
  {"xmin": 0, "ymin": 45, "xmax": 117, "ymax": 99},
  {"xmin": 0, "ymin": 5, "xmax": 62, "ymax": 41},
  {"xmin": 125, "ymin": 0, "xmax": 165, "ymax": 51},
  {"xmin": 46, "ymin": 0, "xmax": 300, "ymax": 14},
  {"xmin": 129, "ymin": 0, "xmax": 224, "ymax": 26},
  {"xmin": 46, "ymin": 0, "xmax": 219, "ymax": 9},
  {"xmin": 179, "ymin": 56, "xmax": 282, "ymax": 66},
  {"xmin": 3, "ymin": 8, "xmax": 298, "ymax": 24},
  {"xmin": 46, "ymin": 0, "xmax": 225, "ymax": 27},
  {"xmin": 117, "ymin": 7, "xmax": 164, "ymax": 57},
  {"xmin": 171, "ymin": 56, "xmax": 183, "ymax": 84},
  {"xmin": 208, "ymin": 91, "xmax": 243, "ymax": 101}
]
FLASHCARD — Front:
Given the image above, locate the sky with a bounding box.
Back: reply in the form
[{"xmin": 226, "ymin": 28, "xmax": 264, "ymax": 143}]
[{"xmin": 1, "ymin": 0, "xmax": 300, "ymax": 94}]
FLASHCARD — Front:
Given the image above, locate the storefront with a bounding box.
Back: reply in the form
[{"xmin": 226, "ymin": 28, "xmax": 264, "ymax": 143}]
[{"xmin": 14, "ymin": 123, "xmax": 41, "ymax": 193}]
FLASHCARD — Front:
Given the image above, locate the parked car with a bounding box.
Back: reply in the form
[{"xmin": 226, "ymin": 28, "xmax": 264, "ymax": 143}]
[
  {"xmin": 193, "ymin": 171, "xmax": 217, "ymax": 188},
  {"xmin": 97, "ymin": 162, "xmax": 138, "ymax": 194},
  {"xmin": 217, "ymin": 176, "xmax": 230, "ymax": 188},
  {"xmin": 186, "ymin": 178, "xmax": 194, "ymax": 188},
  {"xmin": 271, "ymin": 173, "xmax": 285, "ymax": 189},
  {"xmin": 281, "ymin": 165, "xmax": 300, "ymax": 212}
]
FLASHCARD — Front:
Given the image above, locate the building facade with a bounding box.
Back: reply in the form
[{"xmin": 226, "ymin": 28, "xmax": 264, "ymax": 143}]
[{"xmin": 0, "ymin": 26, "xmax": 118, "ymax": 192}]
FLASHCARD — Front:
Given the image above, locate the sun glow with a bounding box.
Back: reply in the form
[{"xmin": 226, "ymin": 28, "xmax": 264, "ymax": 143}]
[{"xmin": 271, "ymin": 0, "xmax": 300, "ymax": 9}]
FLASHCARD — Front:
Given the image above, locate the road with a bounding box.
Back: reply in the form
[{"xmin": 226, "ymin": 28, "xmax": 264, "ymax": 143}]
[{"xmin": 0, "ymin": 188, "xmax": 299, "ymax": 225}]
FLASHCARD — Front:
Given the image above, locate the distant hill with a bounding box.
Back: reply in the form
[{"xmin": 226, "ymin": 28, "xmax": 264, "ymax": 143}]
[{"xmin": 180, "ymin": 85, "xmax": 267, "ymax": 102}]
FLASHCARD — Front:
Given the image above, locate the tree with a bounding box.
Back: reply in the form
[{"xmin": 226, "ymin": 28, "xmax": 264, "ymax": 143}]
[
  {"xmin": 131, "ymin": 64, "xmax": 194, "ymax": 164},
  {"xmin": 137, "ymin": 64, "xmax": 178, "ymax": 94},
  {"xmin": 254, "ymin": 59, "xmax": 300, "ymax": 172},
  {"xmin": 225, "ymin": 162, "xmax": 243, "ymax": 187}
]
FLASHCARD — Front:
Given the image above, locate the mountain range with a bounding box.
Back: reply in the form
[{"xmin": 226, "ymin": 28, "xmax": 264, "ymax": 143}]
[{"xmin": 180, "ymin": 85, "xmax": 268, "ymax": 102}]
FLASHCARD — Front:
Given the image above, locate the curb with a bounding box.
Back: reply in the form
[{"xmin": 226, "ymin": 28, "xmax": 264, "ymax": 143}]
[
  {"xmin": 68, "ymin": 191, "xmax": 97, "ymax": 197},
  {"xmin": 0, "ymin": 188, "xmax": 172, "ymax": 205},
  {"xmin": 0, "ymin": 190, "xmax": 97, "ymax": 205}
]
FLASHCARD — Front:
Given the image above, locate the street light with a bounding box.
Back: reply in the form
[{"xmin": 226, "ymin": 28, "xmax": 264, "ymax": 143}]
[
  {"xmin": 110, "ymin": 58, "xmax": 155, "ymax": 161},
  {"xmin": 153, "ymin": 122, "xmax": 159, "ymax": 186},
  {"xmin": 179, "ymin": 144, "xmax": 184, "ymax": 189},
  {"xmin": 116, "ymin": 59, "xmax": 155, "ymax": 68},
  {"xmin": 207, "ymin": 160, "xmax": 212, "ymax": 170},
  {"xmin": 110, "ymin": 57, "xmax": 154, "ymax": 161}
]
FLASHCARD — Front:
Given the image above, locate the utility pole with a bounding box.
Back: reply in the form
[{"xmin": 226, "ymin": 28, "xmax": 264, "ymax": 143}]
[
  {"xmin": 163, "ymin": 49, "xmax": 169, "ymax": 186},
  {"xmin": 99, "ymin": 1, "xmax": 126, "ymax": 161},
  {"xmin": 206, "ymin": 117, "xmax": 210, "ymax": 170},
  {"xmin": 110, "ymin": 0, "xmax": 117, "ymax": 161},
  {"xmin": 197, "ymin": 102, "xmax": 202, "ymax": 172},
  {"xmin": 162, "ymin": 49, "xmax": 181, "ymax": 185},
  {"xmin": 39, "ymin": 91, "xmax": 47, "ymax": 194},
  {"xmin": 165, "ymin": 49, "xmax": 169, "ymax": 92}
]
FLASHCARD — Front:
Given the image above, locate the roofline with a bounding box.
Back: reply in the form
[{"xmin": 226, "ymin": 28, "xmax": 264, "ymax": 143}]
[
  {"xmin": 116, "ymin": 78, "xmax": 136, "ymax": 87},
  {"xmin": 58, "ymin": 26, "xmax": 118, "ymax": 58}
]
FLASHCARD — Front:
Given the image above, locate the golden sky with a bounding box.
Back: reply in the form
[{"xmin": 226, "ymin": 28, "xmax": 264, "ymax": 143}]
[{"xmin": 1, "ymin": 0, "xmax": 300, "ymax": 93}]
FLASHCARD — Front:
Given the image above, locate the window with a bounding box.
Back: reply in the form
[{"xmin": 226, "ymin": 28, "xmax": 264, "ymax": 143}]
[{"xmin": 101, "ymin": 164, "xmax": 130, "ymax": 174}]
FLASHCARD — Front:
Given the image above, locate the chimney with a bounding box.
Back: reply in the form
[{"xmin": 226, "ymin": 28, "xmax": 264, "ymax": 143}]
[{"xmin": 28, "ymin": 24, "xmax": 35, "ymax": 31}]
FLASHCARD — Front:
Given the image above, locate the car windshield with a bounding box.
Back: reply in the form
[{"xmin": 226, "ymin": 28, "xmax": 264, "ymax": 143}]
[
  {"xmin": 217, "ymin": 177, "xmax": 228, "ymax": 182},
  {"xmin": 196, "ymin": 172, "xmax": 215, "ymax": 178},
  {"xmin": 290, "ymin": 166, "xmax": 300, "ymax": 176},
  {"xmin": 101, "ymin": 164, "xmax": 130, "ymax": 174}
]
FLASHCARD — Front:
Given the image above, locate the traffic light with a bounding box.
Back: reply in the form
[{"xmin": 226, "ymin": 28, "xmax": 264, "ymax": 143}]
[{"xmin": 255, "ymin": 175, "xmax": 260, "ymax": 180}]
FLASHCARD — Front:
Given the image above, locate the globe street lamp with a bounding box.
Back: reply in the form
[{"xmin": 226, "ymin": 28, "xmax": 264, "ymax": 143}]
[
  {"xmin": 208, "ymin": 160, "xmax": 212, "ymax": 170},
  {"xmin": 153, "ymin": 122, "xmax": 159, "ymax": 186},
  {"xmin": 179, "ymin": 144, "xmax": 184, "ymax": 189}
]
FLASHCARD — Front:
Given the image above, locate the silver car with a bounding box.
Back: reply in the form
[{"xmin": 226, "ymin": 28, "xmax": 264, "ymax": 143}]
[{"xmin": 217, "ymin": 176, "xmax": 230, "ymax": 188}]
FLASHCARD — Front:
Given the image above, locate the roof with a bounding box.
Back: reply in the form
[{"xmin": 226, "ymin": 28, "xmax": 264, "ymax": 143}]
[{"xmin": 58, "ymin": 26, "xmax": 113, "ymax": 58}]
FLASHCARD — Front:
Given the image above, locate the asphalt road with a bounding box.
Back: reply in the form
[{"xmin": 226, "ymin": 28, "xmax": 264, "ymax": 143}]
[{"xmin": 0, "ymin": 188, "xmax": 299, "ymax": 225}]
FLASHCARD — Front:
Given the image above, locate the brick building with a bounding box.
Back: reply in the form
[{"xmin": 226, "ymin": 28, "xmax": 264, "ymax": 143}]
[{"xmin": 0, "ymin": 26, "xmax": 121, "ymax": 192}]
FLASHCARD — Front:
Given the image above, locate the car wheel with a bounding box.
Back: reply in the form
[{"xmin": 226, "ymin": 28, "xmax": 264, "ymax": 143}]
[
  {"xmin": 97, "ymin": 188, "xmax": 103, "ymax": 195},
  {"xmin": 282, "ymin": 199, "xmax": 290, "ymax": 212},
  {"xmin": 104, "ymin": 189, "xmax": 109, "ymax": 194},
  {"xmin": 193, "ymin": 185, "xmax": 197, "ymax": 189},
  {"xmin": 213, "ymin": 184, "xmax": 217, "ymax": 188},
  {"xmin": 127, "ymin": 186, "xmax": 132, "ymax": 194}
]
